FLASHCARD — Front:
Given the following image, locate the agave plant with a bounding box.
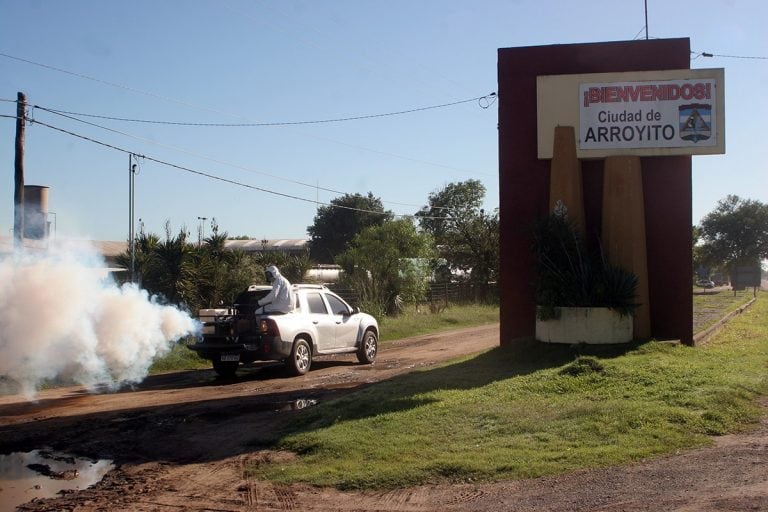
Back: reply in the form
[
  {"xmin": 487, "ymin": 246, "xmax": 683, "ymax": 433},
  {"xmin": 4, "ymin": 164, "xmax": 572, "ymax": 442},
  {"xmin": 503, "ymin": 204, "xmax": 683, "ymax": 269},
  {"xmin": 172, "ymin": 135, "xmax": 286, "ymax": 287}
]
[{"xmin": 531, "ymin": 209, "xmax": 638, "ymax": 320}]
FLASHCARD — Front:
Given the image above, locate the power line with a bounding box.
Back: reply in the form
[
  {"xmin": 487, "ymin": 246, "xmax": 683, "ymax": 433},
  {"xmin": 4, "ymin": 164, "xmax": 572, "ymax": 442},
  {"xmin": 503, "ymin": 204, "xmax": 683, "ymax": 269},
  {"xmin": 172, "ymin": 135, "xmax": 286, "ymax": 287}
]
[
  {"xmin": 29, "ymin": 118, "xmax": 365, "ymax": 210},
  {"xmin": 33, "ymin": 106, "xmax": 351, "ymax": 195},
  {"xmin": 0, "ymin": 49, "xmax": 497, "ymax": 123},
  {"xmin": 4, "ymin": 103, "xmax": 482, "ymax": 214},
  {"xmin": 691, "ymin": 50, "xmax": 768, "ymax": 60},
  {"xmin": 28, "ymin": 105, "xmax": 486, "ymax": 212},
  {"xmin": 4, "ymin": 108, "xmax": 453, "ymax": 214},
  {"xmin": 0, "ymin": 51, "xmax": 246, "ymax": 119},
  {"xmin": 29, "ymin": 105, "xmax": 453, "ymax": 211},
  {"xmin": 28, "ymin": 117, "xmax": 454, "ymax": 220},
  {"xmin": 22, "ymin": 98, "xmax": 492, "ymax": 178},
  {"xmin": 1, "ymin": 52, "xmax": 494, "ymax": 177},
  {"xmin": 36, "ymin": 94, "xmax": 495, "ymax": 127}
]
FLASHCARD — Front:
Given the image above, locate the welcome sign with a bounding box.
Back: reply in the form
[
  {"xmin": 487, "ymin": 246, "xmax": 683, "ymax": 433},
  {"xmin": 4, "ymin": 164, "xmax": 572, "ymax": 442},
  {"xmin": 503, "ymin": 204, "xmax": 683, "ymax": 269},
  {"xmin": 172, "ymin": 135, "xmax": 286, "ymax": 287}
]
[
  {"xmin": 580, "ymin": 78, "xmax": 717, "ymax": 149},
  {"xmin": 536, "ymin": 68, "xmax": 725, "ymax": 158}
]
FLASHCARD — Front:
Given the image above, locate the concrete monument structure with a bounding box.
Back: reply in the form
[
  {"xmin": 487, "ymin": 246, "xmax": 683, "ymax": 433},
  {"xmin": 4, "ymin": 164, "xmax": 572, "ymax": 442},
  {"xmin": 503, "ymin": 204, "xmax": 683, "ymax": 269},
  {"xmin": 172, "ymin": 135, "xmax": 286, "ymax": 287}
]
[{"xmin": 498, "ymin": 38, "xmax": 723, "ymax": 346}]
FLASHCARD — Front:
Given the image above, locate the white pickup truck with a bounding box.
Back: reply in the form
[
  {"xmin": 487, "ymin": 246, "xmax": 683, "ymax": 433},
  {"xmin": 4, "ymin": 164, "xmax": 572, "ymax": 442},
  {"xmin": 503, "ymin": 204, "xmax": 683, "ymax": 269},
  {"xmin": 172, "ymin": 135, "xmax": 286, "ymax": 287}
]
[{"xmin": 189, "ymin": 284, "xmax": 379, "ymax": 377}]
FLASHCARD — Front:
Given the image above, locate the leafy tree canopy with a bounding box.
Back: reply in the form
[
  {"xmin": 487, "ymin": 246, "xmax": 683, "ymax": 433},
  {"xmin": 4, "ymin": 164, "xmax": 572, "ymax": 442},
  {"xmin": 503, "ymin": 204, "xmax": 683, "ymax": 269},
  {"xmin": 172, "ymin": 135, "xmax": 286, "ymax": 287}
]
[
  {"xmin": 336, "ymin": 218, "xmax": 434, "ymax": 316},
  {"xmin": 416, "ymin": 180, "xmax": 499, "ymax": 293},
  {"xmin": 416, "ymin": 179, "xmax": 485, "ymax": 241},
  {"xmin": 698, "ymin": 195, "xmax": 768, "ymax": 271},
  {"xmin": 307, "ymin": 192, "xmax": 393, "ymax": 263}
]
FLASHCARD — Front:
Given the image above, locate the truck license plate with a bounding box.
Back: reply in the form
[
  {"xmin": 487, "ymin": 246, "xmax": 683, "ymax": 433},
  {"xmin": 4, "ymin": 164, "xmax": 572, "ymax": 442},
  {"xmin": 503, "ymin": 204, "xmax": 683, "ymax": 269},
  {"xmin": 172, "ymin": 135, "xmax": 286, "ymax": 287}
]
[{"xmin": 220, "ymin": 354, "xmax": 240, "ymax": 362}]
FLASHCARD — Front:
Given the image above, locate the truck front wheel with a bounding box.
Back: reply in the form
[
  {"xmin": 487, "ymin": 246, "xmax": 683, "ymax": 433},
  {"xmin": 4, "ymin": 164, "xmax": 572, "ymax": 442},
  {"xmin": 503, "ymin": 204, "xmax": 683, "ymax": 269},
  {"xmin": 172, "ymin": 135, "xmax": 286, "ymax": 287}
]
[{"xmin": 356, "ymin": 329, "xmax": 378, "ymax": 364}]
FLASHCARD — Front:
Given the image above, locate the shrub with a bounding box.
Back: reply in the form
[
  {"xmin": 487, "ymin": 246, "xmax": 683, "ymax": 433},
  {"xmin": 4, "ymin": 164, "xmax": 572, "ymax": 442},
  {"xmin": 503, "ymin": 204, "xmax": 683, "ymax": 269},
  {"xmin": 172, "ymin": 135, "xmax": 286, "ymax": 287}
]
[{"xmin": 531, "ymin": 208, "xmax": 638, "ymax": 320}]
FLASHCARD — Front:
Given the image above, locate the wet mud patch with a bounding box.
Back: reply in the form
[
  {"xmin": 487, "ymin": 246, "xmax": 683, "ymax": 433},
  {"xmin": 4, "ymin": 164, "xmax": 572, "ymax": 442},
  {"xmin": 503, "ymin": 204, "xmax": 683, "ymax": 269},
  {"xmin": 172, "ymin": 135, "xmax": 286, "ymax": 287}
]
[{"xmin": 0, "ymin": 449, "xmax": 113, "ymax": 512}]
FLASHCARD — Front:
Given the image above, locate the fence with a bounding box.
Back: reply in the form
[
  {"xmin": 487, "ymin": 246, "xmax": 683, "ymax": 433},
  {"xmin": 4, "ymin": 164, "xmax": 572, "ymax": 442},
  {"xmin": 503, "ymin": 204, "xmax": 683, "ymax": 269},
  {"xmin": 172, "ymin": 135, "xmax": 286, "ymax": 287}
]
[
  {"xmin": 328, "ymin": 282, "xmax": 498, "ymax": 312},
  {"xmin": 426, "ymin": 282, "xmax": 498, "ymax": 306}
]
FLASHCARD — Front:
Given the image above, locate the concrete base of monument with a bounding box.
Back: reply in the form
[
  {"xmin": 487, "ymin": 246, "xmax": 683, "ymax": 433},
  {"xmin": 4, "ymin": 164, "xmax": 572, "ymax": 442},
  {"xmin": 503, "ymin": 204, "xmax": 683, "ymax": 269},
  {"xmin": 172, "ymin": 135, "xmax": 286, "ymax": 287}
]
[{"xmin": 535, "ymin": 307, "xmax": 633, "ymax": 344}]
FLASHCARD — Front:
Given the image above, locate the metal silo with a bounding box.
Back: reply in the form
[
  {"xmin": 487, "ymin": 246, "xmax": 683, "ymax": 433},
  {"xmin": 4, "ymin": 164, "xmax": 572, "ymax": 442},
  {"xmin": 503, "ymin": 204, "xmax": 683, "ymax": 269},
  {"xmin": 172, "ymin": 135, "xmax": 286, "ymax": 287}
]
[{"xmin": 23, "ymin": 185, "xmax": 50, "ymax": 240}]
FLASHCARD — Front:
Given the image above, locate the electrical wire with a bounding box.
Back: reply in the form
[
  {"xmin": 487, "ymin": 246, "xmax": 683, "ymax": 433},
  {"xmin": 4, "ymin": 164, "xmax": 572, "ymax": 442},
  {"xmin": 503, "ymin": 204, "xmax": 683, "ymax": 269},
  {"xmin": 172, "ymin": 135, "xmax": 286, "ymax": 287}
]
[
  {"xmin": 691, "ymin": 50, "xmax": 768, "ymax": 60},
  {"xmin": 0, "ymin": 51, "xmax": 247, "ymax": 120},
  {"xmin": 478, "ymin": 93, "xmax": 497, "ymax": 110},
  {"xmin": 1, "ymin": 52, "xmax": 494, "ymax": 177},
  {"xmin": 35, "ymin": 106, "xmax": 350, "ymax": 194},
  {"xmin": 25, "ymin": 100, "xmax": 492, "ymax": 179},
  {"xmin": 0, "ymin": 50, "xmax": 496, "ymax": 125},
  {"xmin": 3, "ymin": 45, "xmax": 493, "ymax": 208},
  {"xmin": 4, "ymin": 103, "xmax": 483, "ymax": 214},
  {"xmin": 28, "ymin": 117, "xmax": 455, "ymax": 220},
  {"xmin": 36, "ymin": 94, "xmax": 496, "ymax": 127},
  {"xmin": 30, "ymin": 117, "xmax": 367, "ymax": 210},
  {"xmin": 30, "ymin": 106, "xmax": 483, "ymax": 211},
  {"xmin": 30, "ymin": 106, "xmax": 456, "ymax": 212}
]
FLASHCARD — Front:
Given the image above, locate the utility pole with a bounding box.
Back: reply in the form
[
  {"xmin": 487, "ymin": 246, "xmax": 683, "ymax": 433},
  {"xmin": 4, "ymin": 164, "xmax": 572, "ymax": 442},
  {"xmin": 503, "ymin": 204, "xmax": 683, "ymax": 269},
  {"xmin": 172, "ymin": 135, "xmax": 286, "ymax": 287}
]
[
  {"xmin": 197, "ymin": 216, "xmax": 208, "ymax": 246},
  {"xmin": 644, "ymin": 0, "xmax": 649, "ymax": 40},
  {"xmin": 129, "ymin": 154, "xmax": 137, "ymax": 282},
  {"xmin": 13, "ymin": 92, "xmax": 26, "ymax": 248}
]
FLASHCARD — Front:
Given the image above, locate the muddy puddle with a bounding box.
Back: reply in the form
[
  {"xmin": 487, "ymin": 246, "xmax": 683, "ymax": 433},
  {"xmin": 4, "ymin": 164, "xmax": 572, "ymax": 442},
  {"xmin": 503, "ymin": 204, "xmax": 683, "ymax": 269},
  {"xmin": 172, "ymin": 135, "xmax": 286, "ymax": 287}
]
[
  {"xmin": 287, "ymin": 398, "xmax": 317, "ymax": 410},
  {"xmin": 0, "ymin": 449, "xmax": 114, "ymax": 512}
]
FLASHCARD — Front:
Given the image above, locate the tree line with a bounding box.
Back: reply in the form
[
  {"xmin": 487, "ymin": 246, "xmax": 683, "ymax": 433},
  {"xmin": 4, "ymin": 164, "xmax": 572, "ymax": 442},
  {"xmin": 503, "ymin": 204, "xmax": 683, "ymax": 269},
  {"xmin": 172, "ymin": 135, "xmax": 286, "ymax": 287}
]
[
  {"xmin": 115, "ymin": 220, "xmax": 311, "ymax": 315},
  {"xmin": 115, "ymin": 186, "xmax": 765, "ymax": 316},
  {"xmin": 116, "ymin": 180, "xmax": 500, "ymax": 316}
]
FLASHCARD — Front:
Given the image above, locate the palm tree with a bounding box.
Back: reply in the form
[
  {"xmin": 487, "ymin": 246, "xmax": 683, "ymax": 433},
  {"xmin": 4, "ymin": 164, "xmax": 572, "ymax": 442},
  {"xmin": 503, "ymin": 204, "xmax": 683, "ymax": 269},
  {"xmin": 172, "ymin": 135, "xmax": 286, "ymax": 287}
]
[
  {"xmin": 114, "ymin": 231, "xmax": 160, "ymax": 285},
  {"xmin": 143, "ymin": 223, "xmax": 197, "ymax": 307},
  {"xmin": 115, "ymin": 220, "xmax": 264, "ymax": 312}
]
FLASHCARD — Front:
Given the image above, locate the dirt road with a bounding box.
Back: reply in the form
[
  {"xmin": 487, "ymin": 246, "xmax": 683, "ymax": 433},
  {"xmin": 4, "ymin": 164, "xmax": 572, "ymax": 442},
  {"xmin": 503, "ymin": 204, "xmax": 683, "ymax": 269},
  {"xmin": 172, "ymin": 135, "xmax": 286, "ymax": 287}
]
[{"xmin": 2, "ymin": 324, "xmax": 767, "ymax": 511}]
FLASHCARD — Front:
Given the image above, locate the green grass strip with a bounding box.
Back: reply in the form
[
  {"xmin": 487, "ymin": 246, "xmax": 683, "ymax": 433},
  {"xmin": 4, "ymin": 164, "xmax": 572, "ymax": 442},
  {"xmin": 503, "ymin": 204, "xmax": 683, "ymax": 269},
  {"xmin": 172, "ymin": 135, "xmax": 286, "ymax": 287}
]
[
  {"xmin": 693, "ymin": 288, "xmax": 755, "ymax": 332},
  {"xmin": 379, "ymin": 303, "xmax": 499, "ymax": 342},
  {"xmin": 249, "ymin": 297, "xmax": 768, "ymax": 490},
  {"xmin": 148, "ymin": 339, "xmax": 209, "ymax": 374}
]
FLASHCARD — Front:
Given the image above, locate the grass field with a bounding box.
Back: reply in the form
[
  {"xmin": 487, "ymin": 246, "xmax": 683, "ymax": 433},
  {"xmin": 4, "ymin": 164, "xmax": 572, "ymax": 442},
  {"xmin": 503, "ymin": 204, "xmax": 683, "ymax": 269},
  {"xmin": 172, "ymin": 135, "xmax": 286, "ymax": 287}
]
[{"xmin": 247, "ymin": 291, "xmax": 767, "ymax": 490}]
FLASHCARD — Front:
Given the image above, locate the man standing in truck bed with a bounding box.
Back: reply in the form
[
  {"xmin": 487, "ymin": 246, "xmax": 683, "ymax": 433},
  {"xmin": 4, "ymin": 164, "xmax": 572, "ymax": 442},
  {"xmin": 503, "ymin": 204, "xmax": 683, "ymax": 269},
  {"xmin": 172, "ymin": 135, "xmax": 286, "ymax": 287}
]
[{"xmin": 257, "ymin": 265, "xmax": 295, "ymax": 313}]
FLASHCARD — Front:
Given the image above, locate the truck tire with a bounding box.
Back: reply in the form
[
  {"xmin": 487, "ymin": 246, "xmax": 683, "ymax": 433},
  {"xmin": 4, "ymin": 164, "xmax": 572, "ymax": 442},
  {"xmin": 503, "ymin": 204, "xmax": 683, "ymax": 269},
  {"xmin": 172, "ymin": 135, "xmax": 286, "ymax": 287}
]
[
  {"xmin": 356, "ymin": 329, "xmax": 378, "ymax": 364},
  {"xmin": 212, "ymin": 360, "xmax": 239, "ymax": 378},
  {"xmin": 286, "ymin": 338, "xmax": 312, "ymax": 376}
]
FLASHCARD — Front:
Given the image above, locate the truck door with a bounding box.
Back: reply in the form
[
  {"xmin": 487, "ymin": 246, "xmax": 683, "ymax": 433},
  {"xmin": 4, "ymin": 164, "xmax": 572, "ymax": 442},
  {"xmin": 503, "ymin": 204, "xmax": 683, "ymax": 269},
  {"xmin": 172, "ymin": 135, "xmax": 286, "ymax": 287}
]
[
  {"xmin": 305, "ymin": 292, "xmax": 335, "ymax": 350},
  {"xmin": 325, "ymin": 293, "xmax": 358, "ymax": 349}
]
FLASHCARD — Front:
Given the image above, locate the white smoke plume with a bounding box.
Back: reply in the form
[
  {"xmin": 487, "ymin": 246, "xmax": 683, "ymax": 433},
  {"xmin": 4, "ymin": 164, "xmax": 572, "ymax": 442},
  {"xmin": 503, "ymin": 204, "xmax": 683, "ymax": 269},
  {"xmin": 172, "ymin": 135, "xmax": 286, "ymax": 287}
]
[{"xmin": 0, "ymin": 242, "xmax": 200, "ymax": 398}]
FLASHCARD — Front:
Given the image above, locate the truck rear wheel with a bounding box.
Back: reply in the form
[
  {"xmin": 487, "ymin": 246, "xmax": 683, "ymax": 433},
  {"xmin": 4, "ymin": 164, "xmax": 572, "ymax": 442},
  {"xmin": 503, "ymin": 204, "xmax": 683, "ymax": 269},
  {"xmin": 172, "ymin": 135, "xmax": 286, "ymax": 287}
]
[
  {"xmin": 286, "ymin": 338, "xmax": 312, "ymax": 376},
  {"xmin": 212, "ymin": 360, "xmax": 238, "ymax": 378}
]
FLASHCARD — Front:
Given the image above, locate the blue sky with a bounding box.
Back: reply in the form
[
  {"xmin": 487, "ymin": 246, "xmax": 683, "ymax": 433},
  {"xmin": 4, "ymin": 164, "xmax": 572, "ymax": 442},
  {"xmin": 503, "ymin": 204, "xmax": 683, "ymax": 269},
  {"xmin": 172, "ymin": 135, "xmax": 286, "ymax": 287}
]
[{"xmin": 1, "ymin": 0, "xmax": 766, "ymax": 242}]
